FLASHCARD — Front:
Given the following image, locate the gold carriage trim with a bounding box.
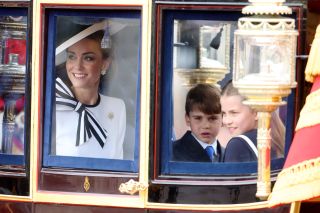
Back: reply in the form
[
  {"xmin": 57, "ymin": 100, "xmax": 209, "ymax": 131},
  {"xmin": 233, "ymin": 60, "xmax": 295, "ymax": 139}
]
[
  {"xmin": 295, "ymin": 88, "xmax": 320, "ymax": 131},
  {"xmin": 268, "ymin": 157, "xmax": 320, "ymax": 206},
  {"xmin": 305, "ymin": 25, "xmax": 320, "ymax": 83}
]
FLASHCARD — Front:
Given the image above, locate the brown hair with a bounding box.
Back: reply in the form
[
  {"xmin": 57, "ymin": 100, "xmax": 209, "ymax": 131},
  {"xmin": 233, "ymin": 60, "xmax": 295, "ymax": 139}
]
[
  {"xmin": 185, "ymin": 84, "xmax": 221, "ymax": 116},
  {"xmin": 86, "ymin": 30, "xmax": 111, "ymax": 59},
  {"xmin": 221, "ymin": 80, "xmax": 242, "ymax": 98},
  {"xmin": 222, "ymin": 81, "xmax": 285, "ymax": 157}
]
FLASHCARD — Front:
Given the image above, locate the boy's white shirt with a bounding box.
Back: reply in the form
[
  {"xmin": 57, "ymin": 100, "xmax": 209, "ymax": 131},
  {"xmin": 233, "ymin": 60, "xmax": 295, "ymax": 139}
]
[{"xmin": 191, "ymin": 132, "xmax": 218, "ymax": 151}]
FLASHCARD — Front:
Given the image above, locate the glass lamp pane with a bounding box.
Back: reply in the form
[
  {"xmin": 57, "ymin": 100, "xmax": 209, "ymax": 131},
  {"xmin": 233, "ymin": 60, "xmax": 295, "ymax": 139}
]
[{"xmin": 235, "ymin": 34, "xmax": 294, "ymax": 85}]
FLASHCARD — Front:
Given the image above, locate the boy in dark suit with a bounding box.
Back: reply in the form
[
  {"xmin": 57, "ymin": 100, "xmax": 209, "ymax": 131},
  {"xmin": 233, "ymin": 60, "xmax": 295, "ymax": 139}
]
[{"xmin": 172, "ymin": 84, "xmax": 224, "ymax": 162}]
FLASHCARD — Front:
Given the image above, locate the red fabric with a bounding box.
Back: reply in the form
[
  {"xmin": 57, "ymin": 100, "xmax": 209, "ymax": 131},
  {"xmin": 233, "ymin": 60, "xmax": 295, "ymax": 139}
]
[
  {"xmin": 284, "ymin": 123, "xmax": 320, "ymax": 168},
  {"xmin": 3, "ymin": 39, "xmax": 26, "ymax": 65},
  {"xmin": 311, "ymin": 76, "xmax": 320, "ymax": 92},
  {"xmin": 0, "ymin": 98, "xmax": 3, "ymax": 111},
  {"xmin": 0, "ymin": 96, "xmax": 24, "ymax": 112},
  {"xmin": 15, "ymin": 96, "xmax": 25, "ymax": 113},
  {"xmin": 284, "ymin": 76, "xmax": 320, "ymax": 168}
]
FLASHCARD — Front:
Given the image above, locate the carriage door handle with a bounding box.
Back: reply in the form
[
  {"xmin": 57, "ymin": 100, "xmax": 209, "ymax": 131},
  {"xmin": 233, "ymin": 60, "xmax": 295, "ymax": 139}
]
[{"xmin": 119, "ymin": 179, "xmax": 148, "ymax": 195}]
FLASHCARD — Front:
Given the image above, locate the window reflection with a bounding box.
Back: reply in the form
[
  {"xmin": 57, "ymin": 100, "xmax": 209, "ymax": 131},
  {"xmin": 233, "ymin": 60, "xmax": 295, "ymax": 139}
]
[
  {"xmin": 172, "ymin": 20, "xmax": 234, "ymax": 163},
  {"xmin": 171, "ymin": 19, "xmax": 285, "ymax": 163},
  {"xmin": 173, "ymin": 20, "xmax": 234, "ymax": 141},
  {"xmin": 0, "ymin": 16, "xmax": 27, "ymax": 155}
]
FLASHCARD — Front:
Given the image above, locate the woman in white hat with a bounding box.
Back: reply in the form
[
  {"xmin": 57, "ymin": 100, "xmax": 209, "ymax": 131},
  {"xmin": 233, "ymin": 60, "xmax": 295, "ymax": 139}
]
[{"xmin": 54, "ymin": 17, "xmax": 126, "ymax": 159}]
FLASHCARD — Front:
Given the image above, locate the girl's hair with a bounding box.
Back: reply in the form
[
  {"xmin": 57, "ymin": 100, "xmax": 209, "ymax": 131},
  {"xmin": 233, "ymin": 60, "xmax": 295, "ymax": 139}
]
[
  {"xmin": 222, "ymin": 81, "xmax": 285, "ymax": 158},
  {"xmin": 271, "ymin": 111, "xmax": 285, "ymax": 158},
  {"xmin": 86, "ymin": 30, "xmax": 111, "ymax": 60},
  {"xmin": 221, "ymin": 80, "xmax": 244, "ymax": 100}
]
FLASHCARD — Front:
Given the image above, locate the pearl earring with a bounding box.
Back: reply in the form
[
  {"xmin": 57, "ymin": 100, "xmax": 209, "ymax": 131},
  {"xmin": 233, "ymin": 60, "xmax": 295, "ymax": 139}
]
[{"xmin": 101, "ymin": 69, "xmax": 107, "ymax": 75}]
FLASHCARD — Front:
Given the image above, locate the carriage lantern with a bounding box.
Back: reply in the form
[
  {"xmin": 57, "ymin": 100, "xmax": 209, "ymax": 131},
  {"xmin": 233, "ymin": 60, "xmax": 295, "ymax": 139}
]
[{"xmin": 233, "ymin": 0, "xmax": 298, "ymax": 200}]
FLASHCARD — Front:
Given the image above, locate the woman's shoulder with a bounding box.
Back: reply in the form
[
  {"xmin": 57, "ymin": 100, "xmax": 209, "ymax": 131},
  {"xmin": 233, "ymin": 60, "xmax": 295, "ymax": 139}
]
[{"xmin": 99, "ymin": 94, "xmax": 125, "ymax": 108}]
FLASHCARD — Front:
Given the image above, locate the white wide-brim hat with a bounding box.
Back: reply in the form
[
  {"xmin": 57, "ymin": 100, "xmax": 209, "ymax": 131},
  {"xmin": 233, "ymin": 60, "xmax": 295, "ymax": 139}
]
[{"xmin": 55, "ymin": 17, "xmax": 126, "ymax": 66}]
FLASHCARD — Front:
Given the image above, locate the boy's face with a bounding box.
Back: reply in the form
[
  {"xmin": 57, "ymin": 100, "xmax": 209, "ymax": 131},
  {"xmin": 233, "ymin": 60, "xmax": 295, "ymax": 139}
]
[
  {"xmin": 221, "ymin": 95, "xmax": 257, "ymax": 137},
  {"xmin": 185, "ymin": 109, "xmax": 222, "ymax": 144}
]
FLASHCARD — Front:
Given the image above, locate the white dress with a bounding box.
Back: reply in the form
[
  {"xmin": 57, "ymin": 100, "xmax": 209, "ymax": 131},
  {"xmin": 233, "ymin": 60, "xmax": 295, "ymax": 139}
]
[{"xmin": 55, "ymin": 94, "xmax": 126, "ymax": 159}]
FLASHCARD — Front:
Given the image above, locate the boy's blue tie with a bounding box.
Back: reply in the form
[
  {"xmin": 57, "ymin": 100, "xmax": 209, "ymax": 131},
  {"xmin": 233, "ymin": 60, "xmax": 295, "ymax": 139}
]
[{"xmin": 205, "ymin": 146, "xmax": 215, "ymax": 161}]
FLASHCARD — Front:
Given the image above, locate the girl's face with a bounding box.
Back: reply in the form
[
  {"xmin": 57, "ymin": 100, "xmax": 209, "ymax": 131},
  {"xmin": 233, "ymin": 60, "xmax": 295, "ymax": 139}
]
[
  {"xmin": 66, "ymin": 38, "xmax": 108, "ymax": 90},
  {"xmin": 221, "ymin": 95, "xmax": 257, "ymax": 136}
]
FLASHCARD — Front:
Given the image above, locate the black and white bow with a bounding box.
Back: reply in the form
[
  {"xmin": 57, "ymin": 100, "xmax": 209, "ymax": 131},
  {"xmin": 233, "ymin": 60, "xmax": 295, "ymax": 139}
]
[{"xmin": 56, "ymin": 77, "xmax": 107, "ymax": 148}]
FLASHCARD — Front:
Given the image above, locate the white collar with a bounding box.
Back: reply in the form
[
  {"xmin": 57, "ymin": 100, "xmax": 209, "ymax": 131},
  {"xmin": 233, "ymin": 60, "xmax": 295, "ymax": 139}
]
[{"xmin": 191, "ymin": 132, "xmax": 218, "ymax": 151}]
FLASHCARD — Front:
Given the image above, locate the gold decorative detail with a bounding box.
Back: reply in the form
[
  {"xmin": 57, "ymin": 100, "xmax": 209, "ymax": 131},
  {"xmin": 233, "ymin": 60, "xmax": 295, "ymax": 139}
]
[
  {"xmin": 83, "ymin": 176, "xmax": 90, "ymax": 192},
  {"xmin": 295, "ymin": 88, "xmax": 320, "ymax": 131},
  {"xmin": 257, "ymin": 125, "xmax": 271, "ymax": 149},
  {"xmin": 119, "ymin": 179, "xmax": 148, "ymax": 195},
  {"xmin": 175, "ymin": 68, "xmax": 228, "ymax": 87},
  {"xmin": 257, "ymin": 128, "xmax": 271, "ymax": 140},
  {"xmin": 256, "ymin": 111, "xmax": 272, "ymax": 200},
  {"xmin": 269, "ymin": 157, "xmax": 320, "ymax": 205},
  {"xmin": 242, "ymin": 0, "xmax": 292, "ymax": 15},
  {"xmin": 108, "ymin": 112, "xmax": 114, "ymax": 120},
  {"xmin": 7, "ymin": 112, "xmax": 15, "ymax": 122},
  {"xmin": 256, "ymin": 180, "xmax": 271, "ymax": 200},
  {"xmin": 238, "ymin": 17, "xmax": 295, "ymax": 31},
  {"xmin": 305, "ymin": 25, "xmax": 320, "ymax": 83}
]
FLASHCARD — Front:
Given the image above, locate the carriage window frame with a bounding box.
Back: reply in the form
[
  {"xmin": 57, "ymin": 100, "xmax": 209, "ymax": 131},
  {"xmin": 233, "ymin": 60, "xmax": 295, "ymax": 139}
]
[
  {"xmin": 42, "ymin": 9, "xmax": 142, "ymax": 172},
  {"xmin": 155, "ymin": 8, "xmax": 296, "ymax": 177},
  {"xmin": 0, "ymin": 7, "xmax": 29, "ymax": 167}
]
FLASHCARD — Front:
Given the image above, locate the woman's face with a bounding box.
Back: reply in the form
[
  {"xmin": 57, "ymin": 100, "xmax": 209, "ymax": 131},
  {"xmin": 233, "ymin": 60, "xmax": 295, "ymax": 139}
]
[
  {"xmin": 221, "ymin": 95, "xmax": 257, "ymax": 136},
  {"xmin": 66, "ymin": 38, "xmax": 108, "ymax": 90}
]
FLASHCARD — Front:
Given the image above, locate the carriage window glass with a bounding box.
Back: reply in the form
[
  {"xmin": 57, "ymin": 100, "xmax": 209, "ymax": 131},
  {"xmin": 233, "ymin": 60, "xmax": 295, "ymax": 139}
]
[
  {"xmin": 158, "ymin": 10, "xmax": 293, "ymax": 176},
  {"xmin": 43, "ymin": 11, "xmax": 141, "ymax": 172},
  {"xmin": 0, "ymin": 14, "xmax": 27, "ymax": 166}
]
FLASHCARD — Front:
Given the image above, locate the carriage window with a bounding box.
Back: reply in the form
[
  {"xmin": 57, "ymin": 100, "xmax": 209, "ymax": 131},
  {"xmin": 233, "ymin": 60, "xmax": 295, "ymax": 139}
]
[
  {"xmin": 0, "ymin": 12, "xmax": 28, "ymax": 166},
  {"xmin": 43, "ymin": 10, "xmax": 141, "ymax": 172},
  {"xmin": 157, "ymin": 9, "xmax": 294, "ymax": 176},
  {"xmin": 0, "ymin": 8, "xmax": 29, "ymax": 197},
  {"xmin": 172, "ymin": 19, "xmax": 233, "ymax": 162}
]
